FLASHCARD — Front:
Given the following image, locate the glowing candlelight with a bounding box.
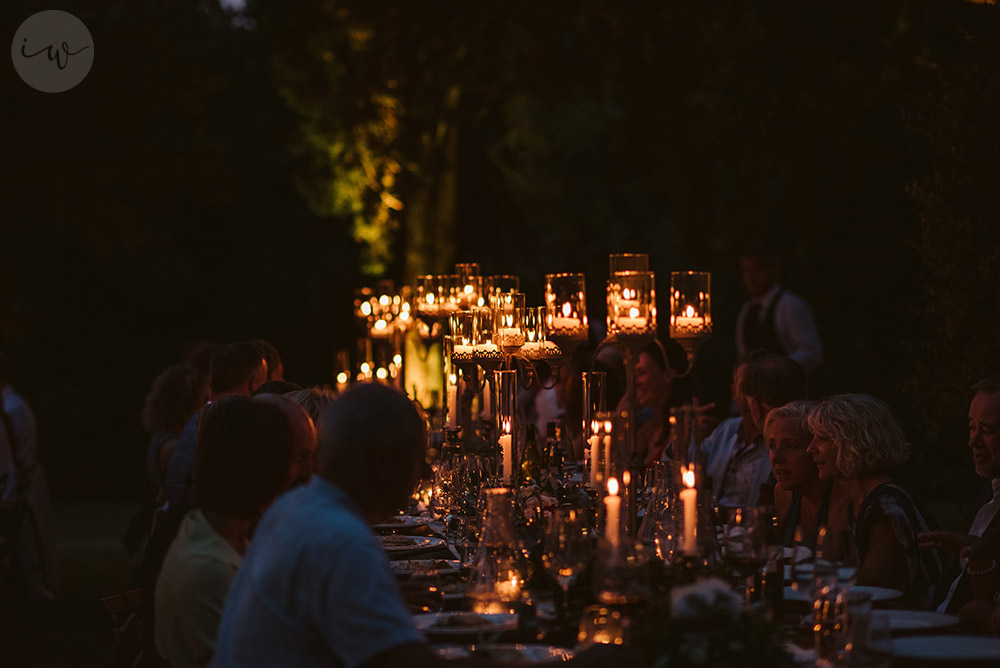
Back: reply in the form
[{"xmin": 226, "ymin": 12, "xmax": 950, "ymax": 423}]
[
  {"xmin": 680, "ymin": 466, "xmax": 698, "ymax": 555},
  {"xmin": 603, "ymin": 419, "xmax": 613, "ymax": 483},
  {"xmin": 500, "ymin": 421, "xmax": 513, "ymax": 483},
  {"xmin": 446, "ymin": 375, "xmax": 458, "ymax": 430},
  {"xmin": 605, "ymin": 477, "xmax": 621, "ymax": 545}
]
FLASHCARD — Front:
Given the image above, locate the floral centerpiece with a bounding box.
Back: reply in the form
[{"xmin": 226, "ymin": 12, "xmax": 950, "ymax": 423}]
[{"xmin": 632, "ymin": 577, "xmax": 793, "ymax": 668}]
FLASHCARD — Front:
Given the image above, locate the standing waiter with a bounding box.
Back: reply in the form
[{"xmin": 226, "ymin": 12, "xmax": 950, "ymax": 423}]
[{"xmin": 735, "ymin": 243, "xmax": 823, "ymax": 373}]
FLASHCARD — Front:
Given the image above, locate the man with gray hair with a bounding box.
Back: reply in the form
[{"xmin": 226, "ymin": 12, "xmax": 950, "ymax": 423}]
[
  {"xmin": 211, "ymin": 383, "xmax": 631, "ymax": 668},
  {"xmin": 919, "ymin": 375, "xmax": 1000, "ymax": 621}
]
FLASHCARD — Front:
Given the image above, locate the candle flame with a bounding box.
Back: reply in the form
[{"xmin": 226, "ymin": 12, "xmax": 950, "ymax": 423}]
[
  {"xmin": 336, "ymin": 372, "xmax": 348, "ymax": 384},
  {"xmin": 379, "ymin": 295, "xmax": 390, "ymax": 306},
  {"xmin": 502, "ymin": 419, "xmax": 512, "ymax": 435},
  {"xmin": 628, "ymin": 307, "xmax": 639, "ymax": 318},
  {"xmin": 603, "ymin": 420, "xmax": 612, "ymax": 433},
  {"xmin": 607, "ymin": 477, "xmax": 619, "ymax": 496},
  {"xmin": 426, "ymin": 293, "xmax": 435, "ymax": 305},
  {"xmin": 682, "ymin": 466, "xmax": 695, "ymax": 488},
  {"xmin": 374, "ymin": 319, "xmax": 387, "ymax": 330},
  {"xmin": 623, "ymin": 471, "xmax": 631, "ymax": 486},
  {"xmin": 684, "ymin": 304, "xmax": 695, "ymax": 317},
  {"xmin": 360, "ymin": 302, "xmax": 372, "ymax": 316},
  {"xmin": 464, "ymin": 284, "xmax": 473, "ymax": 294},
  {"xmin": 562, "ymin": 302, "xmax": 572, "ymax": 317}
]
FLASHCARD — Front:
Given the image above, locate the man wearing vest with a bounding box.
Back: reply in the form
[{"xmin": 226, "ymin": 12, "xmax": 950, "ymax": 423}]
[{"xmin": 736, "ymin": 243, "xmax": 823, "ymax": 374}]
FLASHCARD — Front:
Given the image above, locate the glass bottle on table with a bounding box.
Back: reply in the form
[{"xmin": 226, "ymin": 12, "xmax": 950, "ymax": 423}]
[
  {"xmin": 754, "ymin": 482, "xmax": 783, "ymax": 620},
  {"xmin": 467, "ymin": 487, "xmax": 527, "ymax": 614},
  {"xmin": 520, "ymin": 424, "xmax": 543, "ymax": 485},
  {"xmin": 545, "ymin": 420, "xmax": 565, "ymax": 478}
]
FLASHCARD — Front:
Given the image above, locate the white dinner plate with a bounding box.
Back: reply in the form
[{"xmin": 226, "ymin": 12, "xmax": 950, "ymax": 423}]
[
  {"xmin": 379, "ymin": 535, "xmax": 445, "ymax": 553},
  {"xmin": 892, "ymin": 635, "xmax": 1000, "ymax": 661},
  {"xmin": 414, "ymin": 612, "xmax": 519, "ymax": 637},
  {"xmin": 389, "ymin": 559, "xmax": 461, "ymax": 577},
  {"xmin": 373, "ymin": 515, "xmax": 432, "ymax": 531},
  {"xmin": 435, "ymin": 643, "xmax": 574, "ymax": 663},
  {"xmin": 871, "ymin": 609, "xmax": 960, "ymax": 632},
  {"xmin": 783, "ymin": 585, "xmax": 903, "ymax": 603}
]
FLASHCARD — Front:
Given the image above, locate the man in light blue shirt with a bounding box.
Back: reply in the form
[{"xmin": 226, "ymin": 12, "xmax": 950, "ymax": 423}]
[{"xmin": 212, "ymin": 383, "xmax": 632, "ymax": 668}]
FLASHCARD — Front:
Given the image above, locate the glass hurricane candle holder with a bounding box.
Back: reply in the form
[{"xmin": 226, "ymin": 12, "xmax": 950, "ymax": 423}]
[
  {"xmin": 608, "ymin": 253, "xmax": 649, "ymax": 274},
  {"xmin": 455, "ymin": 263, "xmax": 482, "ymax": 310},
  {"xmin": 545, "ymin": 272, "xmax": 589, "ymax": 340},
  {"xmin": 669, "ymin": 271, "xmax": 712, "ymax": 338},
  {"xmin": 607, "ymin": 271, "xmax": 656, "ymax": 339},
  {"xmin": 520, "ymin": 306, "xmax": 559, "ymax": 360},
  {"xmin": 486, "ymin": 275, "xmax": 521, "ymax": 308},
  {"xmin": 669, "ymin": 271, "xmax": 712, "ymax": 371},
  {"xmin": 494, "ymin": 292, "xmax": 526, "ymax": 355},
  {"xmin": 449, "ymin": 311, "xmax": 476, "ymax": 362}
]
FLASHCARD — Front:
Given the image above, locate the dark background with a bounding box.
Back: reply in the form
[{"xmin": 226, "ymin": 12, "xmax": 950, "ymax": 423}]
[{"xmin": 2, "ymin": 0, "xmax": 1000, "ymax": 506}]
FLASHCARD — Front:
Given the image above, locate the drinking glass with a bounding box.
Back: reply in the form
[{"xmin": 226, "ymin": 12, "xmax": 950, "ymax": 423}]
[
  {"xmin": 813, "ymin": 525, "xmax": 858, "ymax": 664},
  {"xmin": 542, "ymin": 509, "xmax": 589, "ymax": 596},
  {"xmin": 721, "ymin": 507, "xmax": 774, "ymax": 608}
]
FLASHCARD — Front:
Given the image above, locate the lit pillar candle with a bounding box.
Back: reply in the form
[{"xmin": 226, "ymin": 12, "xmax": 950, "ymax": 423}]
[
  {"xmin": 603, "ymin": 420, "xmax": 613, "ymax": 483},
  {"xmin": 446, "ymin": 376, "xmax": 458, "ymax": 429},
  {"xmin": 605, "ymin": 477, "xmax": 621, "ymax": 545},
  {"xmin": 500, "ymin": 432, "xmax": 513, "ymax": 483},
  {"xmin": 551, "ymin": 316, "xmax": 581, "ymax": 329},
  {"xmin": 588, "ymin": 432, "xmax": 600, "ymax": 489},
  {"xmin": 680, "ymin": 466, "xmax": 698, "ymax": 555}
]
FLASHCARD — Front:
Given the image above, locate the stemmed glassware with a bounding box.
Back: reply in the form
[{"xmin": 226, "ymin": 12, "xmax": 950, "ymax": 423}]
[
  {"xmin": 721, "ymin": 507, "xmax": 777, "ymax": 609},
  {"xmin": 541, "ymin": 509, "xmax": 590, "ymax": 620}
]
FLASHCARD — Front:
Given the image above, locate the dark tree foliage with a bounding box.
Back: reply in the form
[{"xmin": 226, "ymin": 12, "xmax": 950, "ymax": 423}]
[
  {"xmin": 1, "ymin": 0, "xmax": 345, "ymax": 498},
  {"xmin": 258, "ymin": 0, "xmax": 1000, "ymax": 499},
  {"xmin": 1, "ymin": 0, "xmax": 998, "ymax": 500}
]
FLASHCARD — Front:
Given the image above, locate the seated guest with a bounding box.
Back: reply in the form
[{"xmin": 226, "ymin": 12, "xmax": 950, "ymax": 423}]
[
  {"xmin": 154, "ymin": 395, "xmax": 299, "ymax": 668},
  {"xmin": 807, "ymin": 394, "xmax": 943, "ymax": 608},
  {"xmin": 285, "ymin": 386, "xmax": 337, "ymax": 434},
  {"xmin": 141, "ymin": 364, "xmax": 208, "ymax": 494},
  {"xmin": 164, "ymin": 341, "xmax": 269, "ymax": 503},
  {"xmin": 764, "ymin": 400, "xmax": 848, "ymax": 550},
  {"xmin": 632, "ymin": 339, "xmax": 703, "ymax": 467},
  {"xmin": 918, "ymin": 375, "xmax": 1000, "ymax": 621},
  {"xmin": 257, "ymin": 393, "xmax": 319, "ymax": 488},
  {"xmin": 252, "ymin": 338, "xmax": 285, "ymax": 382},
  {"xmin": 692, "ymin": 351, "xmax": 804, "ymax": 508},
  {"xmin": 253, "ymin": 380, "xmax": 303, "ymax": 396},
  {"xmin": 210, "ymin": 383, "xmax": 631, "ymax": 668}
]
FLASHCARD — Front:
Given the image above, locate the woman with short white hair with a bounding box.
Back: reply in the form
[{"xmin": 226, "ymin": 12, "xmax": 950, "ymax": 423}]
[{"xmin": 807, "ymin": 393, "xmax": 943, "ymax": 608}]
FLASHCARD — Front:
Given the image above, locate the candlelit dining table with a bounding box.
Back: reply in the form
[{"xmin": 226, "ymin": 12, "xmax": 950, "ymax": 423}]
[{"xmin": 375, "ymin": 469, "xmax": 1000, "ymax": 668}]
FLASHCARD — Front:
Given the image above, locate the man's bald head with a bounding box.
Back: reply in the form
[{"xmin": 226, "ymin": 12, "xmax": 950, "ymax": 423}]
[{"xmin": 256, "ymin": 393, "xmax": 318, "ymax": 487}]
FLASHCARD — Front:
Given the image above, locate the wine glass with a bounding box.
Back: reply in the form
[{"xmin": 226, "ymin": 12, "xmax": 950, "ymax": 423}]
[
  {"xmin": 813, "ymin": 525, "xmax": 858, "ymax": 664},
  {"xmin": 541, "ymin": 509, "xmax": 589, "ymax": 618},
  {"xmin": 721, "ymin": 507, "xmax": 775, "ymax": 608}
]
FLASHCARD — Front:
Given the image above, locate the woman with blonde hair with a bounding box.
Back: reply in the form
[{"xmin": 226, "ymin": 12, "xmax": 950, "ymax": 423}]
[{"xmin": 807, "ymin": 393, "xmax": 942, "ymax": 607}]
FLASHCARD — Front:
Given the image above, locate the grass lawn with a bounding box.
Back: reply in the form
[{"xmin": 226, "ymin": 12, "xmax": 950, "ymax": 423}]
[{"xmin": 1, "ymin": 498, "xmax": 145, "ymax": 668}]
